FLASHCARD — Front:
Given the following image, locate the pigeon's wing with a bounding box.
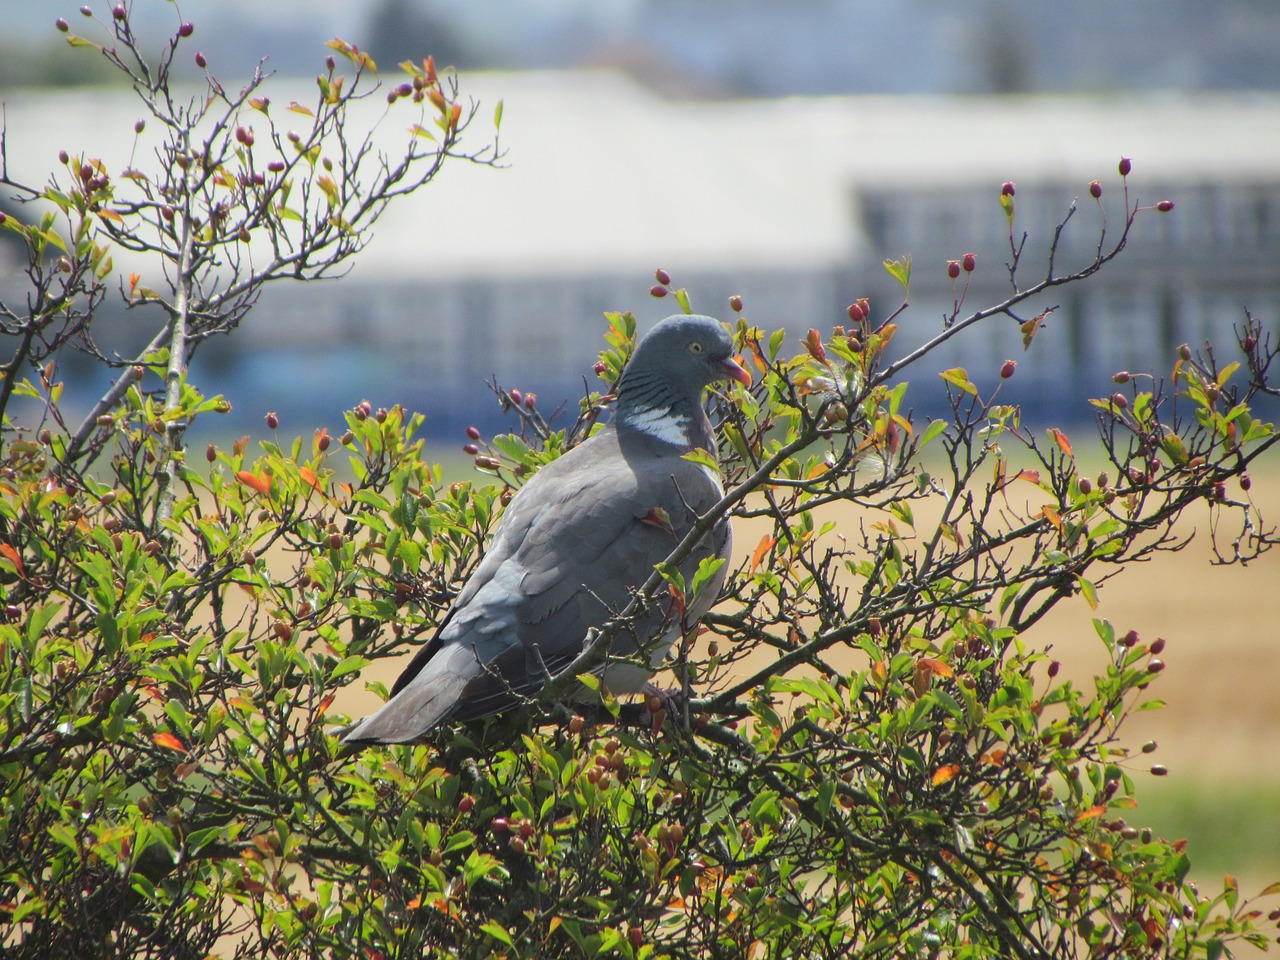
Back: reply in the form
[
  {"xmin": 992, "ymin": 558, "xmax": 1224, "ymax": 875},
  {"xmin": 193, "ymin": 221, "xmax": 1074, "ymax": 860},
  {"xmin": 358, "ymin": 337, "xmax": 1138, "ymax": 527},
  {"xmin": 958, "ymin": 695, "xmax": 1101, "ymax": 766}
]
[{"xmin": 342, "ymin": 430, "xmax": 729, "ymax": 743}]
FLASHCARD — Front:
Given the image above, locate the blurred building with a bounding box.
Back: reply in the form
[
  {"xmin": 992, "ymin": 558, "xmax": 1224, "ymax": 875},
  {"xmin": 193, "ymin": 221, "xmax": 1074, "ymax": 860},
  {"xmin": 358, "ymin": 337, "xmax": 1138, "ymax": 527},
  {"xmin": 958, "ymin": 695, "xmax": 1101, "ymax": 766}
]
[{"xmin": 1, "ymin": 72, "xmax": 1277, "ymax": 438}]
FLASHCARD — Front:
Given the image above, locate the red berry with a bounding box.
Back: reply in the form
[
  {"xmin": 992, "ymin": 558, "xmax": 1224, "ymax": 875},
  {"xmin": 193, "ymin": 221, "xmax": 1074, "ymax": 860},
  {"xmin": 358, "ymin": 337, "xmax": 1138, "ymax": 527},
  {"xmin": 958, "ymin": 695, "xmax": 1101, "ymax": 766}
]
[
  {"xmin": 654, "ymin": 267, "xmax": 671, "ymax": 285},
  {"xmin": 1001, "ymin": 181, "xmax": 1015, "ymax": 197},
  {"xmin": 629, "ymin": 927, "xmax": 643, "ymax": 947},
  {"xmin": 490, "ymin": 817, "xmax": 509, "ymax": 834},
  {"xmin": 1078, "ymin": 477, "xmax": 1092, "ymax": 495},
  {"xmin": 80, "ymin": 5, "xmax": 91, "ymax": 15},
  {"xmin": 1111, "ymin": 392, "xmax": 1128, "ymax": 410},
  {"xmin": 961, "ymin": 252, "xmax": 976, "ymax": 272},
  {"xmin": 523, "ymin": 392, "xmax": 537, "ymax": 410},
  {"xmin": 508, "ymin": 388, "xmax": 522, "ymax": 406},
  {"xmin": 457, "ymin": 794, "xmax": 475, "ymax": 814},
  {"xmin": 1178, "ymin": 343, "xmax": 1192, "ymax": 361},
  {"xmin": 649, "ymin": 284, "xmax": 667, "ymax": 298},
  {"xmin": 195, "ymin": 51, "xmax": 207, "ymax": 68},
  {"xmin": 1147, "ymin": 658, "xmax": 1165, "ymax": 673},
  {"xmin": 465, "ymin": 425, "xmax": 481, "ymax": 440},
  {"xmin": 1089, "ymin": 180, "xmax": 1102, "ymax": 199},
  {"xmin": 1120, "ymin": 629, "xmax": 1139, "ymax": 648},
  {"xmin": 847, "ymin": 301, "xmax": 866, "ymax": 322},
  {"xmin": 328, "ymin": 533, "xmax": 342, "ymax": 550},
  {"xmin": 1240, "ymin": 473, "xmax": 1252, "ymax": 492},
  {"xmin": 56, "ymin": 17, "xmax": 69, "ymax": 31},
  {"xmin": 1149, "ymin": 636, "xmax": 1166, "ymax": 655},
  {"xmin": 462, "ymin": 443, "xmax": 479, "ymax": 456},
  {"xmin": 267, "ymin": 160, "xmax": 285, "ymax": 173},
  {"xmin": 112, "ymin": 5, "xmax": 126, "ymax": 21},
  {"xmin": 1113, "ymin": 371, "xmax": 1130, "ymax": 383},
  {"xmin": 178, "ymin": 21, "xmax": 194, "ymax": 38},
  {"xmin": 317, "ymin": 432, "xmax": 331, "ymax": 452},
  {"xmin": 728, "ymin": 294, "xmax": 743, "ymax": 313},
  {"xmin": 1150, "ymin": 764, "xmax": 1167, "ymax": 777},
  {"xmin": 1118, "ymin": 157, "xmax": 1132, "ymax": 177},
  {"xmin": 325, "ymin": 55, "xmax": 336, "ymax": 72},
  {"xmin": 1000, "ymin": 359, "xmax": 1016, "ymax": 379},
  {"xmin": 947, "ymin": 260, "xmax": 961, "ymax": 279},
  {"xmin": 1156, "ymin": 199, "xmax": 1175, "ymax": 212},
  {"xmin": 265, "ymin": 411, "xmax": 278, "ymax": 429},
  {"xmin": 1048, "ymin": 660, "xmax": 1060, "ymax": 678},
  {"xmin": 206, "ymin": 444, "xmax": 217, "ymax": 463},
  {"xmin": 593, "ymin": 360, "xmax": 607, "ymax": 376}
]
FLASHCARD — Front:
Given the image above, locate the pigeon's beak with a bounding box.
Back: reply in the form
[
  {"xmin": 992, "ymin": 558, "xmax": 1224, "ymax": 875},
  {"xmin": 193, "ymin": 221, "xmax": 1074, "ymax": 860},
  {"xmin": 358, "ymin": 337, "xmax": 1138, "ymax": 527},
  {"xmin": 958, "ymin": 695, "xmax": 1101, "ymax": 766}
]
[{"xmin": 719, "ymin": 355, "xmax": 752, "ymax": 386}]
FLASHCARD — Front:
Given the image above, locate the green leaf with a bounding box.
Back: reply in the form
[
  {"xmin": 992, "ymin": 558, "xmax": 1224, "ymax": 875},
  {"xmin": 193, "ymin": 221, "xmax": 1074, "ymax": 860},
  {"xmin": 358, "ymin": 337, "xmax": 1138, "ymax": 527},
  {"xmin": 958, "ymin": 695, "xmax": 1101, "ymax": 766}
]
[
  {"xmin": 939, "ymin": 367, "xmax": 976, "ymax": 395},
  {"xmin": 330, "ymin": 655, "xmax": 371, "ymax": 680},
  {"xmin": 918, "ymin": 419, "xmax": 947, "ymax": 447},
  {"xmin": 883, "ymin": 254, "xmax": 911, "ymax": 292},
  {"xmin": 674, "ymin": 288, "xmax": 693, "ymax": 315},
  {"xmin": 479, "ymin": 920, "xmax": 514, "ymax": 947}
]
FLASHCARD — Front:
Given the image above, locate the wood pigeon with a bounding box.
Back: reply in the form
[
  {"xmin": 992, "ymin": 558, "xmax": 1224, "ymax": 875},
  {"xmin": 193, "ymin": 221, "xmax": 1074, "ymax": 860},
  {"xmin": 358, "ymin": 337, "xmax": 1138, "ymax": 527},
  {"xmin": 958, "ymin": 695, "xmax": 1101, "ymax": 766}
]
[{"xmin": 343, "ymin": 314, "xmax": 750, "ymax": 743}]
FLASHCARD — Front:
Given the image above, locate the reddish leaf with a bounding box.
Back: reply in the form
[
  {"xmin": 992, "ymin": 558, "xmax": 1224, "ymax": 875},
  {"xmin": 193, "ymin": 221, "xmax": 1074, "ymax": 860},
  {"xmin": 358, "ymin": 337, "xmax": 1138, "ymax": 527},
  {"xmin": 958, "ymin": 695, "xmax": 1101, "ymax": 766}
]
[
  {"xmin": 1041, "ymin": 504, "xmax": 1063, "ymax": 533},
  {"xmin": 932, "ymin": 765, "xmax": 960, "ymax": 786},
  {"xmin": 0, "ymin": 543, "xmax": 24, "ymax": 577},
  {"xmin": 1075, "ymin": 805, "xmax": 1108, "ymax": 822},
  {"xmin": 915, "ymin": 656, "xmax": 954, "ymax": 679},
  {"xmin": 316, "ymin": 693, "xmax": 336, "ymax": 716},
  {"xmin": 750, "ymin": 535, "xmax": 776, "ymax": 574},
  {"xmin": 298, "ymin": 466, "xmax": 325, "ymax": 493},
  {"xmin": 236, "ymin": 471, "xmax": 271, "ymax": 495},
  {"xmin": 1048, "ymin": 427, "xmax": 1073, "ymax": 458},
  {"xmin": 153, "ymin": 732, "xmax": 187, "ymax": 752}
]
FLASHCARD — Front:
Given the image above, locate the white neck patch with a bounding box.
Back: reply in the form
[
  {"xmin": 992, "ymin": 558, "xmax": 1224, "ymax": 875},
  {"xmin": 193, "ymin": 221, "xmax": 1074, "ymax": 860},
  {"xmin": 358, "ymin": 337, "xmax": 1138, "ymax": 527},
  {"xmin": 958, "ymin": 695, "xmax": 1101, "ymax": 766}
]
[{"xmin": 626, "ymin": 407, "xmax": 691, "ymax": 446}]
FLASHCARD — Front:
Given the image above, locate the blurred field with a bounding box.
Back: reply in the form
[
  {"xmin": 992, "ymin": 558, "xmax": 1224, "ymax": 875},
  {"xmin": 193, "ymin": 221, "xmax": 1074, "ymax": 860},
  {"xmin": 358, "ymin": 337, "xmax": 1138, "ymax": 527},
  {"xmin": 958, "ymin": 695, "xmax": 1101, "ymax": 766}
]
[{"xmin": 342, "ymin": 451, "xmax": 1280, "ymax": 890}]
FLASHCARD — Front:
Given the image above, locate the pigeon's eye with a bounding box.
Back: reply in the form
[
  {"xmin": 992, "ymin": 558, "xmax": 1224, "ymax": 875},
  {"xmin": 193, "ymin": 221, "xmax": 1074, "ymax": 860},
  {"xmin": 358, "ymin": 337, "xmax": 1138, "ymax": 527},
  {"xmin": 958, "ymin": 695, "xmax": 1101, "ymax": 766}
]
[{"xmin": 689, "ymin": 341, "xmax": 704, "ymax": 354}]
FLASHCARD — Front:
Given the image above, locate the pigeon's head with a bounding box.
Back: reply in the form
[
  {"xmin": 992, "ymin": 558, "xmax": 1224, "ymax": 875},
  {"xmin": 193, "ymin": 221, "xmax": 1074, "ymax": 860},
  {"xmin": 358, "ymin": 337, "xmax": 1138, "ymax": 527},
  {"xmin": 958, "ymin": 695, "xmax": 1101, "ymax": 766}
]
[
  {"xmin": 615, "ymin": 315, "xmax": 751, "ymax": 448},
  {"xmin": 625, "ymin": 314, "xmax": 751, "ymax": 393}
]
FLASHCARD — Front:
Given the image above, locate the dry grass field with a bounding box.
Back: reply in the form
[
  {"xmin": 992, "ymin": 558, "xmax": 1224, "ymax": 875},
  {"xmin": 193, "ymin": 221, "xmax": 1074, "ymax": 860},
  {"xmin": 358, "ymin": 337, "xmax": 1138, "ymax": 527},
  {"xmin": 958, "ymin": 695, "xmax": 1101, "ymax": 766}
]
[{"xmin": 339, "ymin": 450, "xmax": 1280, "ymax": 890}]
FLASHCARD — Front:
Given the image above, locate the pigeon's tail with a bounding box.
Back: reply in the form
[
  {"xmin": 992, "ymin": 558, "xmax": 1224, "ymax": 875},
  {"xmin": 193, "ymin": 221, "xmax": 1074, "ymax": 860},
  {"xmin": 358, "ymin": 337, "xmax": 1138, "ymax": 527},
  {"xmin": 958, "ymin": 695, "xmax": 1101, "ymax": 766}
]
[{"xmin": 341, "ymin": 645, "xmax": 479, "ymax": 744}]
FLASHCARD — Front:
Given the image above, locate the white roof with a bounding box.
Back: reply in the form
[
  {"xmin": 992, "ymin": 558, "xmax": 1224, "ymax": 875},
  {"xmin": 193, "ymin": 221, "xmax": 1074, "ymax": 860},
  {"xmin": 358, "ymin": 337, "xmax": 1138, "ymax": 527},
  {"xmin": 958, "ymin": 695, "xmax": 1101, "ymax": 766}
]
[{"xmin": 2, "ymin": 72, "xmax": 1277, "ymax": 282}]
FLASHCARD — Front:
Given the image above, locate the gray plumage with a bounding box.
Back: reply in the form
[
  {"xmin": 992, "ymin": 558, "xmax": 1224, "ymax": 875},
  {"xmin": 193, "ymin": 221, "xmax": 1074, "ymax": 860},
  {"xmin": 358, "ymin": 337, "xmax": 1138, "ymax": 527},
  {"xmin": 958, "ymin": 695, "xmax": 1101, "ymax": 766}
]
[{"xmin": 343, "ymin": 314, "xmax": 749, "ymax": 744}]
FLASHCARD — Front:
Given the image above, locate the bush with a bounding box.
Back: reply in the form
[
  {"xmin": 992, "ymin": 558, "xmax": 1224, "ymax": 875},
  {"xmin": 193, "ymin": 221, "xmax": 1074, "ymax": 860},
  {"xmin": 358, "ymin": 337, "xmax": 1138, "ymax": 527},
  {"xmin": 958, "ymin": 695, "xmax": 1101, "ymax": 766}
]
[{"xmin": 2, "ymin": 7, "xmax": 1278, "ymax": 959}]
